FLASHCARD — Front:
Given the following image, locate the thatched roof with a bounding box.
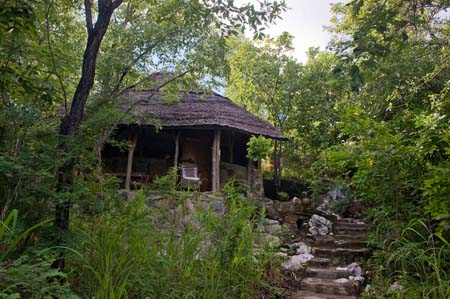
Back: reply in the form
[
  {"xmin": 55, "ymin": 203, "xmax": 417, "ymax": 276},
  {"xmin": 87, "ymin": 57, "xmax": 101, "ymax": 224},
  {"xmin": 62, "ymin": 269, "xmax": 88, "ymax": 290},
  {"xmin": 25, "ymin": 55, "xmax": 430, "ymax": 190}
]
[{"xmin": 118, "ymin": 90, "xmax": 286, "ymax": 140}]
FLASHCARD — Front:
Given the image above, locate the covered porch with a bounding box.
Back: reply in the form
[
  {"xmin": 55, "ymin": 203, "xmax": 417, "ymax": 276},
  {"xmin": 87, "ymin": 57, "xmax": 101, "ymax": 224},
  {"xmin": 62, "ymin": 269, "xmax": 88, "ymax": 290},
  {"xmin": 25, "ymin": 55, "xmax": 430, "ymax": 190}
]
[{"xmin": 102, "ymin": 125, "xmax": 263, "ymax": 196}]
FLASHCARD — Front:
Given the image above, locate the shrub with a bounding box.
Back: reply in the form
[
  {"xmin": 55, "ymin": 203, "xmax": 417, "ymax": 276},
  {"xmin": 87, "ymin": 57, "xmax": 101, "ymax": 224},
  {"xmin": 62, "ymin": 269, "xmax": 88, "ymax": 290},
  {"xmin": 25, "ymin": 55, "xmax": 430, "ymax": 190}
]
[{"xmin": 70, "ymin": 183, "xmax": 276, "ymax": 298}]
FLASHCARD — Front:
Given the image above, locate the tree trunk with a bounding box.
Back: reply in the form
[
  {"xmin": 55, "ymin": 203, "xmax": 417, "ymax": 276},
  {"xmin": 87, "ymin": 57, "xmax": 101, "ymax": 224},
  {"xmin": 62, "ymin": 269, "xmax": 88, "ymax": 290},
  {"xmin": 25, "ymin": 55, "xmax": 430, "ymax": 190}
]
[{"xmin": 54, "ymin": 0, "xmax": 123, "ymax": 270}]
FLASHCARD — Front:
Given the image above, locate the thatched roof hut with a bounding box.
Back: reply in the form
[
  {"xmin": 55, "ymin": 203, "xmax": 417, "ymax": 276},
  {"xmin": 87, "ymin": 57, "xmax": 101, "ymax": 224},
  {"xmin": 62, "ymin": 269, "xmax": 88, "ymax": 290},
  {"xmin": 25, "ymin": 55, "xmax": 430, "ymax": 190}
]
[
  {"xmin": 118, "ymin": 90, "xmax": 286, "ymax": 140},
  {"xmin": 103, "ymin": 89, "xmax": 285, "ymax": 195}
]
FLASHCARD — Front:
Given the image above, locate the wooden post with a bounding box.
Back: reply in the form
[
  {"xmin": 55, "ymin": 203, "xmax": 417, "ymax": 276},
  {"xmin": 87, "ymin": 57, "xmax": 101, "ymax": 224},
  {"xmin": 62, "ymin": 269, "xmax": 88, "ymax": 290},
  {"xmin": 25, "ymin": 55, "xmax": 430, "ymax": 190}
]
[
  {"xmin": 173, "ymin": 131, "xmax": 180, "ymax": 186},
  {"xmin": 212, "ymin": 129, "xmax": 221, "ymax": 192},
  {"xmin": 125, "ymin": 130, "xmax": 138, "ymax": 193},
  {"xmin": 174, "ymin": 131, "xmax": 180, "ymax": 169},
  {"xmin": 229, "ymin": 132, "xmax": 234, "ymax": 164},
  {"xmin": 247, "ymin": 159, "xmax": 252, "ymax": 187}
]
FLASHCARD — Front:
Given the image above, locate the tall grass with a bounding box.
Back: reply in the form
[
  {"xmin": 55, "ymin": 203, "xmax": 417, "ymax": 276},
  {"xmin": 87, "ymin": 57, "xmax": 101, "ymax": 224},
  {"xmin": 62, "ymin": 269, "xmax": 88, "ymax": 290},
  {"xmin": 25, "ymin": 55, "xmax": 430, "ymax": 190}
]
[
  {"xmin": 70, "ymin": 183, "xmax": 276, "ymax": 298},
  {"xmin": 385, "ymin": 220, "xmax": 450, "ymax": 299}
]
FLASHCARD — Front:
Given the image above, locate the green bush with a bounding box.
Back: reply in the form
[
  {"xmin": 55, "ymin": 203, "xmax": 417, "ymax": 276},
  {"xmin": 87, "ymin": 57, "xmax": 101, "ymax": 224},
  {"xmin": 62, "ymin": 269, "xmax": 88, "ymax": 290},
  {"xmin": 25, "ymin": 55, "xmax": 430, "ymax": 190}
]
[
  {"xmin": 247, "ymin": 136, "xmax": 272, "ymax": 162},
  {"xmin": 70, "ymin": 183, "xmax": 276, "ymax": 298},
  {"xmin": 0, "ymin": 254, "xmax": 79, "ymax": 299},
  {"xmin": 0, "ymin": 209, "xmax": 77, "ymax": 299}
]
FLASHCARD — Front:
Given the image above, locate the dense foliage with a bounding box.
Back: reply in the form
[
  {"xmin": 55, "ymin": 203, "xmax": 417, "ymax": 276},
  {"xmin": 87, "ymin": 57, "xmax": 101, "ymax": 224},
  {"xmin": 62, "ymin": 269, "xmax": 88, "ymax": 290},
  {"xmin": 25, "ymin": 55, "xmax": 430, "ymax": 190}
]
[
  {"xmin": 0, "ymin": 0, "xmax": 285, "ymax": 297},
  {"xmin": 2, "ymin": 0, "xmax": 450, "ymax": 297},
  {"xmin": 226, "ymin": 0, "xmax": 450, "ymax": 297}
]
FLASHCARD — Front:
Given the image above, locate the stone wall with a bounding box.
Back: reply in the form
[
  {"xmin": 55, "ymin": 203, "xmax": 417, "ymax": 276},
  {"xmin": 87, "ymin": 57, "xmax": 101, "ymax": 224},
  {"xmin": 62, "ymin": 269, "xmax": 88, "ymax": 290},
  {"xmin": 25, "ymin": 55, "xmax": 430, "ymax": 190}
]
[
  {"xmin": 255, "ymin": 197, "xmax": 313, "ymax": 232},
  {"xmin": 219, "ymin": 162, "xmax": 263, "ymax": 198}
]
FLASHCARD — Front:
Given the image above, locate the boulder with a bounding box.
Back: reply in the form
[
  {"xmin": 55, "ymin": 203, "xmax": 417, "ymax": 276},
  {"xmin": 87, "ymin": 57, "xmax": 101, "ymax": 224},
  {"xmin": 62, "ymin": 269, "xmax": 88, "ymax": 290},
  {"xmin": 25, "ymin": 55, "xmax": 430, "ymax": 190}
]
[
  {"xmin": 283, "ymin": 214, "xmax": 299, "ymax": 224},
  {"xmin": 261, "ymin": 219, "xmax": 282, "ymax": 234},
  {"xmin": 388, "ymin": 282, "xmax": 404, "ymax": 293},
  {"xmin": 279, "ymin": 201, "xmax": 296, "ymax": 214},
  {"xmin": 308, "ymin": 214, "xmax": 332, "ymax": 237},
  {"xmin": 316, "ymin": 188, "xmax": 348, "ymax": 216},
  {"xmin": 282, "ymin": 253, "xmax": 314, "ymax": 271},
  {"xmin": 288, "ymin": 242, "xmax": 311, "ymax": 255},
  {"xmin": 301, "ymin": 197, "xmax": 311, "ymax": 205},
  {"xmin": 337, "ymin": 262, "xmax": 365, "ymax": 277}
]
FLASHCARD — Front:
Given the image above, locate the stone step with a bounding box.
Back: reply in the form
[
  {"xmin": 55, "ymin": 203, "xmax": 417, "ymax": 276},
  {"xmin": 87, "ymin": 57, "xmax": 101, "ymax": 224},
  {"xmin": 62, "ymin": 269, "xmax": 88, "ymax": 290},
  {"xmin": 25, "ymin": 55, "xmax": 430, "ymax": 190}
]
[
  {"xmin": 334, "ymin": 222, "xmax": 369, "ymax": 228},
  {"xmin": 300, "ymin": 277, "xmax": 361, "ymax": 296},
  {"xmin": 334, "ymin": 226, "xmax": 369, "ymax": 234},
  {"xmin": 334, "ymin": 224, "xmax": 370, "ymax": 232},
  {"xmin": 334, "ymin": 234, "xmax": 368, "ymax": 241},
  {"xmin": 290, "ymin": 290, "xmax": 358, "ymax": 299},
  {"xmin": 335, "ymin": 218, "xmax": 366, "ymax": 224},
  {"xmin": 304, "ymin": 267, "xmax": 352, "ymax": 279},
  {"xmin": 307, "ymin": 257, "xmax": 331, "ymax": 268},
  {"xmin": 312, "ymin": 247, "xmax": 371, "ymax": 257},
  {"xmin": 310, "ymin": 236, "xmax": 367, "ymax": 249}
]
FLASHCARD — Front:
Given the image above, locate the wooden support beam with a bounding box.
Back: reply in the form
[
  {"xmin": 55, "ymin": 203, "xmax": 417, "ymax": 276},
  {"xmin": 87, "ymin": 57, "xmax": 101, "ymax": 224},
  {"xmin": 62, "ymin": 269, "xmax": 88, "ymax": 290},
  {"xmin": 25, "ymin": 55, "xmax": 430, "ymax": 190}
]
[
  {"xmin": 125, "ymin": 130, "xmax": 138, "ymax": 193},
  {"xmin": 173, "ymin": 131, "xmax": 180, "ymax": 186},
  {"xmin": 212, "ymin": 129, "xmax": 221, "ymax": 192},
  {"xmin": 174, "ymin": 131, "xmax": 180, "ymax": 169},
  {"xmin": 229, "ymin": 132, "xmax": 234, "ymax": 164}
]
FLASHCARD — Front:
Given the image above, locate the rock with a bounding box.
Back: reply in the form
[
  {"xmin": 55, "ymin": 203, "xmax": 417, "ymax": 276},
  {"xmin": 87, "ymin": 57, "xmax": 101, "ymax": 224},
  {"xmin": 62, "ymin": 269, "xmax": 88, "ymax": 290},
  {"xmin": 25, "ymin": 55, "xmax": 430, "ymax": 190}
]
[
  {"xmin": 388, "ymin": 281, "xmax": 404, "ymax": 293},
  {"xmin": 283, "ymin": 214, "xmax": 299, "ymax": 224},
  {"xmin": 151, "ymin": 197, "xmax": 177, "ymax": 209},
  {"xmin": 295, "ymin": 242, "xmax": 311, "ymax": 255},
  {"xmin": 316, "ymin": 188, "xmax": 349, "ymax": 216},
  {"xmin": 308, "ymin": 214, "xmax": 332, "ymax": 237},
  {"xmin": 335, "ymin": 278, "xmax": 349, "ymax": 283},
  {"xmin": 274, "ymin": 252, "xmax": 288, "ymax": 258},
  {"xmin": 210, "ymin": 199, "xmax": 226, "ymax": 215},
  {"xmin": 277, "ymin": 191, "xmax": 290, "ymax": 201},
  {"xmin": 301, "ymin": 197, "xmax": 311, "ymax": 205},
  {"xmin": 261, "ymin": 219, "xmax": 282, "ymax": 234},
  {"xmin": 186, "ymin": 198, "xmax": 195, "ymax": 214},
  {"xmin": 279, "ymin": 201, "xmax": 296, "ymax": 214},
  {"xmin": 288, "ymin": 242, "xmax": 311, "ymax": 255},
  {"xmin": 282, "ymin": 253, "xmax": 314, "ymax": 271},
  {"xmin": 337, "ymin": 262, "xmax": 364, "ymax": 276},
  {"xmin": 256, "ymin": 198, "xmax": 279, "ymax": 219},
  {"xmin": 260, "ymin": 233, "xmax": 281, "ymax": 248},
  {"xmin": 346, "ymin": 262, "xmax": 365, "ymax": 276},
  {"xmin": 292, "ymin": 196, "xmax": 302, "ymax": 204},
  {"xmin": 283, "ymin": 222, "xmax": 299, "ymax": 232},
  {"xmin": 349, "ymin": 275, "xmax": 365, "ymax": 283},
  {"xmin": 265, "ymin": 219, "xmax": 280, "ymax": 225}
]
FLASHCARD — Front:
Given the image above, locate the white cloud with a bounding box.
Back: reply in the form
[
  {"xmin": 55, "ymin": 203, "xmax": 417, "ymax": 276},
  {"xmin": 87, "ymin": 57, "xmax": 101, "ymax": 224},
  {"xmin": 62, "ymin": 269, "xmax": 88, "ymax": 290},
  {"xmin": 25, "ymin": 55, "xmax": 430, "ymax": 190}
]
[{"xmin": 237, "ymin": 0, "xmax": 346, "ymax": 62}]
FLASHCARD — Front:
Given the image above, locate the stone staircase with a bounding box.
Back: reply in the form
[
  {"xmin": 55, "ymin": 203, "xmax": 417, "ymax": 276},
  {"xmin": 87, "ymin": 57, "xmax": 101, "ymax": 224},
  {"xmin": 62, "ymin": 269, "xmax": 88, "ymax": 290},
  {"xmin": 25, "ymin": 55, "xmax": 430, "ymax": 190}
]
[{"xmin": 290, "ymin": 217, "xmax": 371, "ymax": 299}]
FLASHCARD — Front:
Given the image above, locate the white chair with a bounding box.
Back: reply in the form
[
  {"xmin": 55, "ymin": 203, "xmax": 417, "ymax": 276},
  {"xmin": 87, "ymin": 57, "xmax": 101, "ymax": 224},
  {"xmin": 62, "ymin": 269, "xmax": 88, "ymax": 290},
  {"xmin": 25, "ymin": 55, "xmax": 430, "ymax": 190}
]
[{"xmin": 181, "ymin": 163, "xmax": 200, "ymax": 189}]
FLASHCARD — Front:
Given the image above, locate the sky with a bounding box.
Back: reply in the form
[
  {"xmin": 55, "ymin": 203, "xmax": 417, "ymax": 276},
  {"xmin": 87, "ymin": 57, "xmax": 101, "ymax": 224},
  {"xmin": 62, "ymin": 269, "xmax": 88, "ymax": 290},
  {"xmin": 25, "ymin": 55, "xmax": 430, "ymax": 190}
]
[{"xmin": 262, "ymin": 0, "xmax": 344, "ymax": 63}]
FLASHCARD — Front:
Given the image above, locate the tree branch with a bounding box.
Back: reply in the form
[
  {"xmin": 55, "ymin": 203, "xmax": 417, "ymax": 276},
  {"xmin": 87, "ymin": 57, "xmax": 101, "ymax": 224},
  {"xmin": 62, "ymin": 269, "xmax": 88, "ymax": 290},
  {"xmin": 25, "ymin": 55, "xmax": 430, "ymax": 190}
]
[
  {"xmin": 112, "ymin": 0, "xmax": 123, "ymax": 10},
  {"xmin": 45, "ymin": 0, "xmax": 68, "ymax": 112},
  {"xmin": 109, "ymin": 28, "xmax": 186, "ymax": 97},
  {"xmin": 119, "ymin": 70, "xmax": 188, "ymax": 95},
  {"xmin": 84, "ymin": 0, "xmax": 93, "ymax": 33}
]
